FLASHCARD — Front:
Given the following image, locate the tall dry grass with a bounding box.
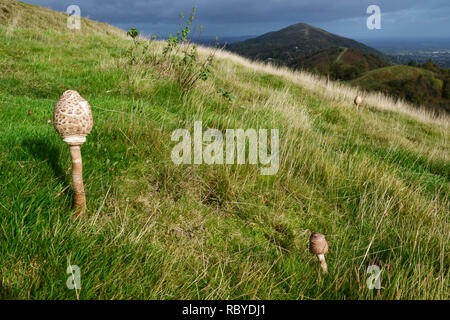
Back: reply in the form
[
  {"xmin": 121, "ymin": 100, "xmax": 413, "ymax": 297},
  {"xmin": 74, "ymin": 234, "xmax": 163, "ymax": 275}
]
[{"xmin": 200, "ymin": 47, "xmax": 449, "ymax": 127}]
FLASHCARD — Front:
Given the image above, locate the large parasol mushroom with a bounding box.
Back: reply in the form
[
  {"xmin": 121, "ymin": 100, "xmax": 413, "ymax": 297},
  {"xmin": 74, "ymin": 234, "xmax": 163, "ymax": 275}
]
[
  {"xmin": 309, "ymin": 232, "xmax": 329, "ymax": 274},
  {"xmin": 53, "ymin": 90, "xmax": 93, "ymax": 214}
]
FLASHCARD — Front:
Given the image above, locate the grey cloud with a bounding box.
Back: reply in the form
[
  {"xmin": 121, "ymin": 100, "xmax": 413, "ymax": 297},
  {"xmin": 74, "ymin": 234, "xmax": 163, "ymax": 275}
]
[{"xmin": 22, "ymin": 0, "xmax": 450, "ymax": 38}]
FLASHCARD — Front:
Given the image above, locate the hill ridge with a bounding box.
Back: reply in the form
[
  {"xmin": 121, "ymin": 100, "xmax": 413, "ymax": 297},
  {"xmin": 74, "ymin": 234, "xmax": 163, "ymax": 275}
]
[{"xmin": 227, "ymin": 22, "xmax": 385, "ymax": 63}]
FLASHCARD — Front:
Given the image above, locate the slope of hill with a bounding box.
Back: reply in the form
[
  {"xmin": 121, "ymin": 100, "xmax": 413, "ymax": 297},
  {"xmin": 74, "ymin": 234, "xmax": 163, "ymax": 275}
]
[
  {"xmin": 0, "ymin": 0, "xmax": 124, "ymax": 36},
  {"xmin": 227, "ymin": 23, "xmax": 384, "ymax": 64},
  {"xmin": 289, "ymin": 47, "xmax": 390, "ymax": 80},
  {"xmin": 351, "ymin": 65, "xmax": 450, "ymax": 114},
  {"xmin": 352, "ymin": 65, "xmax": 435, "ymax": 88},
  {"xmin": 0, "ymin": 2, "xmax": 449, "ymax": 300}
]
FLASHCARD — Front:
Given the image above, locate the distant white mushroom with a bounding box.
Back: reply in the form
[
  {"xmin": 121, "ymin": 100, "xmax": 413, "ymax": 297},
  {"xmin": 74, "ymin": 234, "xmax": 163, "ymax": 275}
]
[
  {"xmin": 354, "ymin": 95, "xmax": 363, "ymax": 110},
  {"xmin": 309, "ymin": 232, "xmax": 329, "ymax": 274},
  {"xmin": 53, "ymin": 90, "xmax": 93, "ymax": 215}
]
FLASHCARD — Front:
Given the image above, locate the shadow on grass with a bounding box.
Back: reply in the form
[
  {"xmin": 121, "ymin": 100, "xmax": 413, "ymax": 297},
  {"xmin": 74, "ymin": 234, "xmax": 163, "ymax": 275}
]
[
  {"xmin": 21, "ymin": 138, "xmax": 68, "ymax": 187},
  {"xmin": 0, "ymin": 282, "xmax": 18, "ymax": 299}
]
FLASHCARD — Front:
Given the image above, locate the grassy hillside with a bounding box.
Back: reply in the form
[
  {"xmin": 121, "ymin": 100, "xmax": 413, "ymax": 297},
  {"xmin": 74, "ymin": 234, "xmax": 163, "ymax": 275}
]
[
  {"xmin": 351, "ymin": 65, "xmax": 450, "ymax": 114},
  {"xmin": 289, "ymin": 47, "xmax": 390, "ymax": 80},
  {"xmin": 353, "ymin": 65, "xmax": 435, "ymax": 88},
  {"xmin": 0, "ymin": 0, "xmax": 124, "ymax": 36},
  {"xmin": 0, "ymin": 2, "xmax": 449, "ymax": 300},
  {"xmin": 227, "ymin": 23, "xmax": 384, "ymax": 64}
]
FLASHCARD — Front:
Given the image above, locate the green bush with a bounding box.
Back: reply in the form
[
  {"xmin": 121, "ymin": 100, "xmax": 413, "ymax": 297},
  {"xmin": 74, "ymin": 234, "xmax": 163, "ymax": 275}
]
[
  {"xmin": 159, "ymin": 7, "xmax": 217, "ymax": 92},
  {"xmin": 443, "ymin": 79, "xmax": 450, "ymax": 99},
  {"xmin": 127, "ymin": 28, "xmax": 139, "ymax": 41},
  {"xmin": 122, "ymin": 7, "xmax": 217, "ymax": 94}
]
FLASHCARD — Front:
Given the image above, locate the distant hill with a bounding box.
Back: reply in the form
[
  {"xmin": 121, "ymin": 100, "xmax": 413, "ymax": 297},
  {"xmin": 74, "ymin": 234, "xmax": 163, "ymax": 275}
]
[
  {"xmin": 289, "ymin": 47, "xmax": 390, "ymax": 80},
  {"xmin": 351, "ymin": 64, "xmax": 450, "ymax": 114},
  {"xmin": 226, "ymin": 23, "xmax": 384, "ymax": 64}
]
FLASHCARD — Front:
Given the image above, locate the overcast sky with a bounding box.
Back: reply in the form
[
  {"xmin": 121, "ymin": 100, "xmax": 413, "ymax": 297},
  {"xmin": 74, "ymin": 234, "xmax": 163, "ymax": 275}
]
[{"xmin": 22, "ymin": 0, "xmax": 450, "ymax": 40}]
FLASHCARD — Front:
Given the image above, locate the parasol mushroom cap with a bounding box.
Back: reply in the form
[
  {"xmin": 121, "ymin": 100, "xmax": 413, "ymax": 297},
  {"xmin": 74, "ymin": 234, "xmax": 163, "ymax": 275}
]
[
  {"xmin": 53, "ymin": 90, "xmax": 93, "ymax": 145},
  {"xmin": 354, "ymin": 95, "xmax": 363, "ymax": 106},
  {"xmin": 309, "ymin": 232, "xmax": 328, "ymax": 255}
]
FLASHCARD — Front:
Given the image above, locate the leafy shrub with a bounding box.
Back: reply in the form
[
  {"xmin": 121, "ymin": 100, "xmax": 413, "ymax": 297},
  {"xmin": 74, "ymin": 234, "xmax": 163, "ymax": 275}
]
[
  {"xmin": 385, "ymin": 74, "xmax": 443, "ymax": 108},
  {"xmin": 443, "ymin": 79, "xmax": 450, "ymax": 99},
  {"xmin": 159, "ymin": 7, "xmax": 218, "ymax": 92},
  {"xmin": 127, "ymin": 28, "xmax": 139, "ymax": 41},
  {"xmin": 328, "ymin": 62, "xmax": 363, "ymax": 81},
  {"xmin": 122, "ymin": 7, "xmax": 217, "ymax": 94}
]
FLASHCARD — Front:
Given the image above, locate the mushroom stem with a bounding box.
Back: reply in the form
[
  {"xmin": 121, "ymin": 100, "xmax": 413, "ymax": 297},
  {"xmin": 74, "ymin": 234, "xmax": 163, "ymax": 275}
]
[
  {"xmin": 317, "ymin": 254, "xmax": 328, "ymax": 274},
  {"xmin": 69, "ymin": 145, "xmax": 86, "ymax": 209}
]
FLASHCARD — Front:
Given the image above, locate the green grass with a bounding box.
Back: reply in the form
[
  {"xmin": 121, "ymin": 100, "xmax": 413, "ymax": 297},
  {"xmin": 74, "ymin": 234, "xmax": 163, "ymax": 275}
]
[
  {"xmin": 0, "ymin": 2, "xmax": 449, "ymax": 300},
  {"xmin": 0, "ymin": 0, "xmax": 123, "ymax": 36}
]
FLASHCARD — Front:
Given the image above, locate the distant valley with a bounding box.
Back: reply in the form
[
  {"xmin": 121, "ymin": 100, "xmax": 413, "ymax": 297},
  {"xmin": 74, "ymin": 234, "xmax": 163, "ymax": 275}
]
[{"xmin": 389, "ymin": 51, "xmax": 450, "ymax": 69}]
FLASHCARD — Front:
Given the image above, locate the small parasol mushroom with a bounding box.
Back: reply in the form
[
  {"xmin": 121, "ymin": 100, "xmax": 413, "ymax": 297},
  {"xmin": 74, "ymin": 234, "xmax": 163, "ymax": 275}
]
[
  {"xmin": 53, "ymin": 90, "xmax": 93, "ymax": 215},
  {"xmin": 354, "ymin": 95, "xmax": 363, "ymax": 111},
  {"xmin": 309, "ymin": 232, "xmax": 329, "ymax": 274}
]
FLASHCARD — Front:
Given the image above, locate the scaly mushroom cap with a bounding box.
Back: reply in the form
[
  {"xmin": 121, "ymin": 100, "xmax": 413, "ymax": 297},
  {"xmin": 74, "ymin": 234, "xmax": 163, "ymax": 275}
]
[
  {"xmin": 309, "ymin": 232, "xmax": 328, "ymax": 255},
  {"xmin": 53, "ymin": 90, "xmax": 93, "ymax": 145},
  {"xmin": 354, "ymin": 95, "xmax": 363, "ymax": 106}
]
